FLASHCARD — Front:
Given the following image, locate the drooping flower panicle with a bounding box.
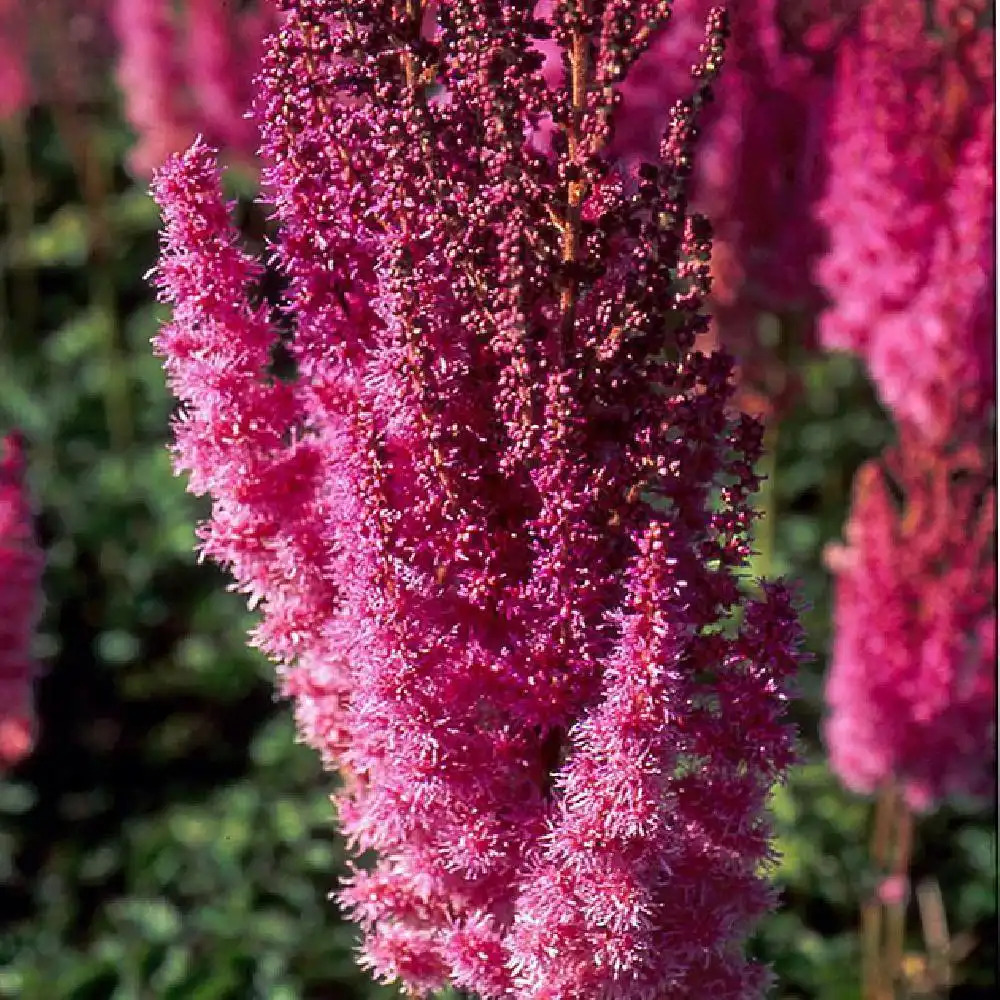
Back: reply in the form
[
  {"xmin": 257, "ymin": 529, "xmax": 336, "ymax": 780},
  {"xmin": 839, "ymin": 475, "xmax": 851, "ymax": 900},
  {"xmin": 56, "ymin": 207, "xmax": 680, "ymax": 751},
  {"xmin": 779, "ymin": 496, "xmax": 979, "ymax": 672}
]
[{"xmin": 153, "ymin": 3, "xmax": 802, "ymax": 997}]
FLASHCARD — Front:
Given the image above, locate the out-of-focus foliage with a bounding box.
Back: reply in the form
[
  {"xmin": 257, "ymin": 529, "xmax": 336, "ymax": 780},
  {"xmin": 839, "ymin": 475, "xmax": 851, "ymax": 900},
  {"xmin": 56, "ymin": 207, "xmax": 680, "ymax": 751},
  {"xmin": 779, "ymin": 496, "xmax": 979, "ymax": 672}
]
[{"xmin": 0, "ymin": 59, "xmax": 994, "ymax": 1000}]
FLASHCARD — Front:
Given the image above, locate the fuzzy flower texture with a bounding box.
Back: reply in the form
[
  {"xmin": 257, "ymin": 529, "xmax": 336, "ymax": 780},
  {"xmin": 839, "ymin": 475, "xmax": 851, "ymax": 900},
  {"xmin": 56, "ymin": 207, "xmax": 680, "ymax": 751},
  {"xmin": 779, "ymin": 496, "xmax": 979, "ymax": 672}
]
[
  {"xmin": 825, "ymin": 438, "xmax": 996, "ymax": 811},
  {"xmin": 0, "ymin": 433, "xmax": 42, "ymax": 770},
  {"xmin": 153, "ymin": 3, "xmax": 801, "ymax": 998}
]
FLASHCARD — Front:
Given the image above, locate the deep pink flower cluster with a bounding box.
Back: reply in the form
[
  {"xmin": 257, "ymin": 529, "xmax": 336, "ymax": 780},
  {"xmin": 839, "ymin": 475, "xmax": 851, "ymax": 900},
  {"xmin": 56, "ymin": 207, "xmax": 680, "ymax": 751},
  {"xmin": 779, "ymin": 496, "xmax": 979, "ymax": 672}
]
[
  {"xmin": 111, "ymin": 0, "xmax": 278, "ymax": 176},
  {"xmin": 815, "ymin": 0, "xmax": 996, "ymax": 443},
  {"xmin": 0, "ymin": 432, "xmax": 42, "ymax": 770},
  {"xmin": 153, "ymin": 3, "xmax": 801, "ymax": 997},
  {"xmin": 824, "ymin": 439, "xmax": 996, "ymax": 810}
]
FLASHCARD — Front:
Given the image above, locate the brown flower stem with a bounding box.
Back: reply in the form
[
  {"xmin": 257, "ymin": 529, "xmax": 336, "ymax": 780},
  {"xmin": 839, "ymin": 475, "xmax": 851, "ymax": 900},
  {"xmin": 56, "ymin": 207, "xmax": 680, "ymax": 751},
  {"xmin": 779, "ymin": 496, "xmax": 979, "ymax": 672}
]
[
  {"xmin": 559, "ymin": 3, "xmax": 591, "ymax": 359},
  {"xmin": 754, "ymin": 416, "xmax": 780, "ymax": 582},
  {"xmin": 863, "ymin": 784, "xmax": 894, "ymax": 1000},
  {"xmin": 862, "ymin": 784, "xmax": 916, "ymax": 1000},
  {"xmin": 886, "ymin": 799, "xmax": 914, "ymax": 994}
]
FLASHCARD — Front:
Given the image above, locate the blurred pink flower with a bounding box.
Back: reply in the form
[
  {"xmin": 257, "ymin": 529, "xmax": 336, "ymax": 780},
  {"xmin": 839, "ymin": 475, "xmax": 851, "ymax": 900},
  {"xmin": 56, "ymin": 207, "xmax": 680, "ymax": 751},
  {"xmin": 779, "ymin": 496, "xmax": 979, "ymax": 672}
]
[
  {"xmin": 0, "ymin": 432, "xmax": 42, "ymax": 770},
  {"xmin": 111, "ymin": 0, "xmax": 191, "ymax": 177},
  {"xmin": 183, "ymin": 0, "xmax": 277, "ymax": 158},
  {"xmin": 815, "ymin": 0, "xmax": 996, "ymax": 442},
  {"xmin": 676, "ymin": 0, "xmax": 845, "ymax": 417},
  {"xmin": 0, "ymin": 0, "xmax": 30, "ymax": 119},
  {"xmin": 824, "ymin": 438, "xmax": 997, "ymax": 810},
  {"xmin": 111, "ymin": 0, "xmax": 277, "ymax": 176},
  {"xmin": 876, "ymin": 874, "xmax": 909, "ymax": 906}
]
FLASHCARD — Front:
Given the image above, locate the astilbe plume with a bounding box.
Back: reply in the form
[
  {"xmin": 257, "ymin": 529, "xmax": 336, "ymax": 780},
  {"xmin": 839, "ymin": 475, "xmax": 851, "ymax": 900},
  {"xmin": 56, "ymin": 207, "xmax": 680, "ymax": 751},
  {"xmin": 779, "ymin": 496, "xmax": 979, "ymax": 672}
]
[
  {"xmin": 111, "ymin": 0, "xmax": 278, "ymax": 176},
  {"xmin": 0, "ymin": 432, "xmax": 42, "ymax": 770},
  {"xmin": 824, "ymin": 437, "xmax": 996, "ymax": 810},
  {"xmin": 814, "ymin": 0, "xmax": 996, "ymax": 443},
  {"xmin": 153, "ymin": 3, "xmax": 802, "ymax": 997},
  {"xmin": 819, "ymin": 0, "xmax": 997, "ymax": 813}
]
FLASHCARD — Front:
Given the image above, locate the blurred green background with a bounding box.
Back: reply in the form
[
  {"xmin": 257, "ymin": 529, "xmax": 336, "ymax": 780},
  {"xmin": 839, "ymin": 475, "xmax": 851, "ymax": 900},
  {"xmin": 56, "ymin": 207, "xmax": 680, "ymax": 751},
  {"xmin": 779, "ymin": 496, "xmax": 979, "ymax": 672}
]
[{"xmin": 0, "ymin": 63, "xmax": 995, "ymax": 1000}]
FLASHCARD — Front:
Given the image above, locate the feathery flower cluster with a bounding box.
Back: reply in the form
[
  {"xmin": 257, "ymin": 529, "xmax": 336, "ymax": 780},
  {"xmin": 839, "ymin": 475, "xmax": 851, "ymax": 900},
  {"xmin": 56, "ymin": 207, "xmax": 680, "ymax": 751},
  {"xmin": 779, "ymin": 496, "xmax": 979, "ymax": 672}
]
[
  {"xmin": 111, "ymin": 0, "xmax": 278, "ymax": 176},
  {"xmin": 0, "ymin": 433, "xmax": 42, "ymax": 770},
  {"xmin": 815, "ymin": 0, "xmax": 996, "ymax": 443},
  {"xmin": 153, "ymin": 3, "xmax": 801, "ymax": 997},
  {"xmin": 824, "ymin": 439, "xmax": 996, "ymax": 810}
]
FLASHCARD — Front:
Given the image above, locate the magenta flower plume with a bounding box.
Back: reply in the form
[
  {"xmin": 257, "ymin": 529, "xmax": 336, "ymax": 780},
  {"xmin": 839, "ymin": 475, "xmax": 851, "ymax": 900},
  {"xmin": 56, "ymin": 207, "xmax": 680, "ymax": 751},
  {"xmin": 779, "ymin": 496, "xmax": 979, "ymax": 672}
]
[
  {"xmin": 152, "ymin": 3, "xmax": 802, "ymax": 997},
  {"xmin": 815, "ymin": 0, "xmax": 996, "ymax": 442},
  {"xmin": 509, "ymin": 545, "xmax": 800, "ymax": 998},
  {"xmin": 0, "ymin": 432, "xmax": 42, "ymax": 770},
  {"xmin": 824, "ymin": 438, "xmax": 997, "ymax": 811}
]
